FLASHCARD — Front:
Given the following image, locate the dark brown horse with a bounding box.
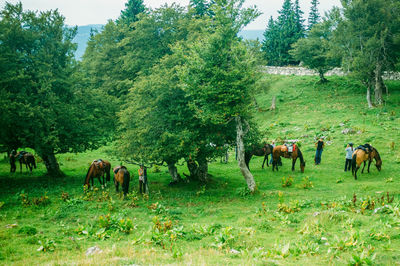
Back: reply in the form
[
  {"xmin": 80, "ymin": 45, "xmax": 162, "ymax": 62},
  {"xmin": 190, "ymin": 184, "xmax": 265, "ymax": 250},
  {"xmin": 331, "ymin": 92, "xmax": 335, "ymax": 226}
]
[
  {"xmin": 16, "ymin": 151, "xmax": 36, "ymax": 173},
  {"xmin": 113, "ymin": 165, "xmax": 131, "ymax": 197},
  {"xmin": 272, "ymin": 145, "xmax": 305, "ymax": 173},
  {"xmin": 245, "ymin": 144, "xmax": 274, "ymax": 170},
  {"xmin": 352, "ymin": 145, "xmax": 382, "ymax": 180},
  {"xmin": 84, "ymin": 159, "xmax": 111, "ymax": 188}
]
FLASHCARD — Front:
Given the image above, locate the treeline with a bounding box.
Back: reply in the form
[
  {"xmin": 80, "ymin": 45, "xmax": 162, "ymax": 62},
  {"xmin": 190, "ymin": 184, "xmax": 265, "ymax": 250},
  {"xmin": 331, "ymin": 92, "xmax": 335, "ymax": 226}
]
[{"xmin": 262, "ymin": 0, "xmax": 400, "ymax": 106}]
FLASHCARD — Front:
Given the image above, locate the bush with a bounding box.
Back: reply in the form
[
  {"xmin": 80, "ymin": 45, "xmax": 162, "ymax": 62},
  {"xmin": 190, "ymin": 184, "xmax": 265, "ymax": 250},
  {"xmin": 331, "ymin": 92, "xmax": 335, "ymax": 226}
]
[
  {"xmin": 281, "ymin": 176, "xmax": 294, "ymax": 187},
  {"xmin": 18, "ymin": 226, "xmax": 37, "ymax": 235}
]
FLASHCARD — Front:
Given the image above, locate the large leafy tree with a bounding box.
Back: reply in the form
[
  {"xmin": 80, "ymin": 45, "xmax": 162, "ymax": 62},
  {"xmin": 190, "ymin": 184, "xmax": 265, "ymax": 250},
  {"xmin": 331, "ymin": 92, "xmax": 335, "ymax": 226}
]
[
  {"xmin": 179, "ymin": 0, "xmax": 261, "ymax": 191},
  {"xmin": 262, "ymin": 0, "xmax": 304, "ymax": 65},
  {"xmin": 0, "ymin": 3, "xmax": 113, "ymax": 175},
  {"xmin": 333, "ymin": 0, "xmax": 400, "ymax": 107}
]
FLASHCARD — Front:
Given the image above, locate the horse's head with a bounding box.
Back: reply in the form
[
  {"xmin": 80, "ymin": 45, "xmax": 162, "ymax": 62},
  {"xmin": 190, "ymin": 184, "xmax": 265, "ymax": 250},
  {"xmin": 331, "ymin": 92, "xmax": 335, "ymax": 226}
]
[
  {"xmin": 300, "ymin": 161, "xmax": 306, "ymax": 173},
  {"xmin": 376, "ymin": 160, "xmax": 382, "ymax": 171}
]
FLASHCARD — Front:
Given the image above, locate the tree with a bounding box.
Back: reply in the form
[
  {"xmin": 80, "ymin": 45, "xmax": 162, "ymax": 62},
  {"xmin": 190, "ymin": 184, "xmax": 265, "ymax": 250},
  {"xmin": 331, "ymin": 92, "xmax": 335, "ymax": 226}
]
[
  {"xmin": 0, "ymin": 3, "xmax": 114, "ymax": 175},
  {"xmin": 262, "ymin": 0, "xmax": 304, "ymax": 65},
  {"xmin": 179, "ymin": 0, "xmax": 261, "ymax": 191},
  {"xmin": 308, "ymin": 0, "xmax": 320, "ymax": 30},
  {"xmin": 333, "ymin": 0, "xmax": 400, "ymax": 107},
  {"xmin": 290, "ymin": 9, "xmax": 341, "ymax": 82},
  {"xmin": 117, "ymin": 0, "xmax": 146, "ymax": 26},
  {"xmin": 189, "ymin": 0, "xmax": 215, "ymax": 17}
]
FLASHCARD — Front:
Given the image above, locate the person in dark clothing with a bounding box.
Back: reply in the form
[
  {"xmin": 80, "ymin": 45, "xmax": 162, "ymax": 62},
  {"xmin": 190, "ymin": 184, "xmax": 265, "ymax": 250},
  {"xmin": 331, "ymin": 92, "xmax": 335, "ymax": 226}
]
[
  {"xmin": 345, "ymin": 142, "xmax": 354, "ymax": 171},
  {"xmin": 315, "ymin": 138, "xmax": 325, "ymax": 165},
  {"xmin": 9, "ymin": 150, "xmax": 16, "ymax": 173},
  {"xmin": 138, "ymin": 165, "xmax": 145, "ymax": 194}
]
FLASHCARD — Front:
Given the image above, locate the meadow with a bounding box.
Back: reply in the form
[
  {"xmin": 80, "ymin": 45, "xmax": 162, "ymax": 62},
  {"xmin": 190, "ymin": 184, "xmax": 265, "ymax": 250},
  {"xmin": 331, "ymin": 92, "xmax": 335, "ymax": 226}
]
[{"xmin": 0, "ymin": 75, "xmax": 399, "ymax": 265}]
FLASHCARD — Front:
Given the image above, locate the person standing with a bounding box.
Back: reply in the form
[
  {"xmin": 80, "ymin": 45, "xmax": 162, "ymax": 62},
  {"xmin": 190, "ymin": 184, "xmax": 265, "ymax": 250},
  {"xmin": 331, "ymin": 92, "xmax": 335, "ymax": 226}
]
[
  {"xmin": 315, "ymin": 138, "xmax": 325, "ymax": 165},
  {"xmin": 345, "ymin": 143, "xmax": 354, "ymax": 171},
  {"xmin": 138, "ymin": 165, "xmax": 145, "ymax": 194}
]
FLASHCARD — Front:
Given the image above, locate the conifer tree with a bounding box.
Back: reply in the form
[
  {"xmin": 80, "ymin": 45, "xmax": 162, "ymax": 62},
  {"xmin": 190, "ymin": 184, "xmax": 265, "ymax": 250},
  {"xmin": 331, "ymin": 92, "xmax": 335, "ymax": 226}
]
[{"xmin": 308, "ymin": 0, "xmax": 320, "ymax": 30}]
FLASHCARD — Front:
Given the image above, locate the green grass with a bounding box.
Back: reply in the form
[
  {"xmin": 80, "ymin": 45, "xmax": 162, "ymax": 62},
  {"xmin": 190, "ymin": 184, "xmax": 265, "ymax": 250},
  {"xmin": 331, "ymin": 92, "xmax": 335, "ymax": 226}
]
[{"xmin": 1, "ymin": 75, "xmax": 400, "ymax": 265}]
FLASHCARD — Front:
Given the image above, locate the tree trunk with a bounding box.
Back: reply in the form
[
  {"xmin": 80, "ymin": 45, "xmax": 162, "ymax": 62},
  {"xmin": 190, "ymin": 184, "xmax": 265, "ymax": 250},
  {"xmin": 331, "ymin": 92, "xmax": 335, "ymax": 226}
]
[
  {"xmin": 40, "ymin": 151, "xmax": 64, "ymax": 177},
  {"xmin": 319, "ymin": 71, "xmax": 327, "ymax": 83},
  {"xmin": 197, "ymin": 156, "xmax": 208, "ymax": 183},
  {"xmin": 167, "ymin": 162, "xmax": 181, "ymax": 183},
  {"xmin": 270, "ymin": 96, "xmax": 276, "ymax": 111},
  {"xmin": 374, "ymin": 62, "xmax": 383, "ymax": 105},
  {"xmin": 366, "ymin": 83, "xmax": 373, "ymax": 109},
  {"xmin": 235, "ymin": 116, "xmax": 256, "ymax": 192}
]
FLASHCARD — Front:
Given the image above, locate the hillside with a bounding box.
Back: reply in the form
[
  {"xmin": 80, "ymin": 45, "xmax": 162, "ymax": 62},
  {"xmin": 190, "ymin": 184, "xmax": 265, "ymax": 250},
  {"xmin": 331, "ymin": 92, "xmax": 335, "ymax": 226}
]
[{"xmin": 0, "ymin": 75, "xmax": 399, "ymax": 264}]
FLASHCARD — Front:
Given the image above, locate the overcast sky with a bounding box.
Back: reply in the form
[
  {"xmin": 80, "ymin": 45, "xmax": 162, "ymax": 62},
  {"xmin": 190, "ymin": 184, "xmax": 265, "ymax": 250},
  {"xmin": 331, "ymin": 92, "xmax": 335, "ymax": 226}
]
[{"xmin": 1, "ymin": 0, "xmax": 341, "ymax": 29}]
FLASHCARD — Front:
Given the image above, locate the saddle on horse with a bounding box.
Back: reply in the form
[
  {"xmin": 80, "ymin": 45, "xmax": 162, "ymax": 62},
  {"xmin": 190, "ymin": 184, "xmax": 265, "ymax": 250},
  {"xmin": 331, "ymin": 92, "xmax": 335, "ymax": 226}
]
[{"xmin": 356, "ymin": 144, "xmax": 373, "ymax": 154}]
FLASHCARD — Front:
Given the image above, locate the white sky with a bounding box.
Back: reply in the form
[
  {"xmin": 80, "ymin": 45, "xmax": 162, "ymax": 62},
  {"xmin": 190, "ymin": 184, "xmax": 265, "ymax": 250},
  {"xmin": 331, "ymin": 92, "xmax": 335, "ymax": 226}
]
[{"xmin": 1, "ymin": 0, "xmax": 341, "ymax": 29}]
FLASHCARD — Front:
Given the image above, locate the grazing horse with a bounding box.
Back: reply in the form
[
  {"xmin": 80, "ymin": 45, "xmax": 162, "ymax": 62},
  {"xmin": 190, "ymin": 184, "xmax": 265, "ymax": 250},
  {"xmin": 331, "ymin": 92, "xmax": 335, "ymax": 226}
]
[
  {"xmin": 351, "ymin": 145, "xmax": 382, "ymax": 180},
  {"xmin": 84, "ymin": 159, "xmax": 111, "ymax": 188},
  {"xmin": 272, "ymin": 145, "xmax": 305, "ymax": 173},
  {"xmin": 113, "ymin": 166, "xmax": 131, "ymax": 197},
  {"xmin": 245, "ymin": 144, "xmax": 274, "ymax": 170},
  {"xmin": 16, "ymin": 151, "xmax": 36, "ymax": 173}
]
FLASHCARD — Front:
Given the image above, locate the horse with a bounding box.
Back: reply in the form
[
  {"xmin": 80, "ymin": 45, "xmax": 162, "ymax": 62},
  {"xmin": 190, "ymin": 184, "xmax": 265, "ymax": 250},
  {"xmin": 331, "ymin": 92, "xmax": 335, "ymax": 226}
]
[
  {"xmin": 245, "ymin": 144, "xmax": 274, "ymax": 170},
  {"xmin": 351, "ymin": 145, "xmax": 382, "ymax": 180},
  {"xmin": 84, "ymin": 159, "xmax": 111, "ymax": 188},
  {"xmin": 16, "ymin": 151, "xmax": 36, "ymax": 173},
  {"xmin": 271, "ymin": 145, "xmax": 305, "ymax": 173},
  {"xmin": 113, "ymin": 165, "xmax": 131, "ymax": 197}
]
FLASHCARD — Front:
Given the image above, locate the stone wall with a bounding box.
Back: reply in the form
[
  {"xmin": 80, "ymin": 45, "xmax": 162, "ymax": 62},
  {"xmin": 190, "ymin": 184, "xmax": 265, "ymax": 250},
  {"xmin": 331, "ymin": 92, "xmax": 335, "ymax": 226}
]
[{"xmin": 262, "ymin": 66, "xmax": 400, "ymax": 80}]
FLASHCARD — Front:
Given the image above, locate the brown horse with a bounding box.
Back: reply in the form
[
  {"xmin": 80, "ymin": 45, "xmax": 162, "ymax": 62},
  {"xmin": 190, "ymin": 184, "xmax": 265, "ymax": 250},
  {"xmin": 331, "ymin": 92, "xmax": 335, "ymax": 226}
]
[
  {"xmin": 272, "ymin": 145, "xmax": 305, "ymax": 173},
  {"xmin": 351, "ymin": 145, "xmax": 382, "ymax": 180},
  {"xmin": 245, "ymin": 144, "xmax": 274, "ymax": 170},
  {"xmin": 84, "ymin": 159, "xmax": 111, "ymax": 188},
  {"xmin": 16, "ymin": 151, "xmax": 36, "ymax": 173},
  {"xmin": 113, "ymin": 165, "xmax": 131, "ymax": 197}
]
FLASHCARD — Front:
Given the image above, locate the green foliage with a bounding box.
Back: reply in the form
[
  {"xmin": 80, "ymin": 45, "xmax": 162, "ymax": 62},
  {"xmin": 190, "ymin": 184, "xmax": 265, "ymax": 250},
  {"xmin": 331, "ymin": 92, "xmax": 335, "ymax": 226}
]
[
  {"xmin": 0, "ymin": 3, "xmax": 114, "ymax": 174},
  {"xmin": 37, "ymin": 239, "xmax": 55, "ymax": 252},
  {"xmin": 281, "ymin": 176, "xmax": 294, "ymax": 187},
  {"xmin": 290, "ymin": 11, "xmax": 341, "ymax": 82},
  {"xmin": 18, "ymin": 226, "xmax": 37, "ymax": 236},
  {"xmin": 116, "ymin": 0, "xmax": 146, "ymax": 26},
  {"xmin": 262, "ymin": 0, "xmax": 305, "ymax": 66},
  {"xmin": 308, "ymin": 0, "xmax": 320, "ymax": 30}
]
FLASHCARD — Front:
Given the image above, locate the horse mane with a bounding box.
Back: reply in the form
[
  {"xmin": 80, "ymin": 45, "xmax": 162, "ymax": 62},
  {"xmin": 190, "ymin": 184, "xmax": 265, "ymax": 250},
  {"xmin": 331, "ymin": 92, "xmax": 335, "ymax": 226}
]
[
  {"xmin": 297, "ymin": 147, "xmax": 305, "ymax": 165},
  {"xmin": 373, "ymin": 148, "xmax": 382, "ymax": 161}
]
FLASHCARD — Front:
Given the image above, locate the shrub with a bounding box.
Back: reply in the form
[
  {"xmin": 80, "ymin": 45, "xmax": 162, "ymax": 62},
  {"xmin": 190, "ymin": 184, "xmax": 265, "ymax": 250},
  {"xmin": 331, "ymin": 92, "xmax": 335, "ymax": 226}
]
[
  {"xmin": 300, "ymin": 177, "xmax": 313, "ymax": 189},
  {"xmin": 37, "ymin": 239, "xmax": 55, "ymax": 252},
  {"xmin": 18, "ymin": 226, "xmax": 37, "ymax": 235},
  {"xmin": 281, "ymin": 176, "xmax": 294, "ymax": 187}
]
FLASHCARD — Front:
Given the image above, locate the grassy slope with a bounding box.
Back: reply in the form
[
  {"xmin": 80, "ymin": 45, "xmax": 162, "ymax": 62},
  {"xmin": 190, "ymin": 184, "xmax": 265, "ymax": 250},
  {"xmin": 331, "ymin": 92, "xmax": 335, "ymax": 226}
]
[{"xmin": 0, "ymin": 75, "xmax": 399, "ymax": 265}]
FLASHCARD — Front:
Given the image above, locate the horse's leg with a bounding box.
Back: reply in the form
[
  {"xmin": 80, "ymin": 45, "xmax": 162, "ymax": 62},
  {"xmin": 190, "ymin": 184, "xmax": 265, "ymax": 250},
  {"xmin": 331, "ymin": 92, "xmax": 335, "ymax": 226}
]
[
  {"xmin": 291, "ymin": 157, "xmax": 297, "ymax": 171},
  {"xmin": 354, "ymin": 166, "xmax": 359, "ymax": 180},
  {"xmin": 367, "ymin": 160, "xmax": 372, "ymax": 173},
  {"xmin": 361, "ymin": 161, "xmax": 366, "ymax": 173},
  {"xmin": 262, "ymin": 155, "xmax": 268, "ymax": 169},
  {"xmin": 114, "ymin": 177, "xmax": 119, "ymax": 193}
]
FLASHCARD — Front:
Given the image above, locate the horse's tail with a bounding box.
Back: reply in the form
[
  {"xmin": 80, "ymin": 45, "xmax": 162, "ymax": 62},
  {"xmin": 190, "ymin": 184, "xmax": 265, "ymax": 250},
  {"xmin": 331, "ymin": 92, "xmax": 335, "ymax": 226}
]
[
  {"xmin": 351, "ymin": 152, "xmax": 357, "ymax": 174},
  {"xmin": 106, "ymin": 163, "xmax": 111, "ymax": 182},
  {"xmin": 122, "ymin": 170, "xmax": 130, "ymax": 195},
  {"xmin": 84, "ymin": 164, "xmax": 92, "ymax": 186},
  {"xmin": 297, "ymin": 148, "xmax": 305, "ymax": 165}
]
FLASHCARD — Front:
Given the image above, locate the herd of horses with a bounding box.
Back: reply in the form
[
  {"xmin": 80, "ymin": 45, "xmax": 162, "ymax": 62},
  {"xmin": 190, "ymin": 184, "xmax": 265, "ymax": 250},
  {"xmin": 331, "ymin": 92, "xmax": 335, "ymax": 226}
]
[
  {"xmin": 8, "ymin": 142, "xmax": 383, "ymax": 194},
  {"xmin": 245, "ymin": 142, "xmax": 382, "ymax": 180}
]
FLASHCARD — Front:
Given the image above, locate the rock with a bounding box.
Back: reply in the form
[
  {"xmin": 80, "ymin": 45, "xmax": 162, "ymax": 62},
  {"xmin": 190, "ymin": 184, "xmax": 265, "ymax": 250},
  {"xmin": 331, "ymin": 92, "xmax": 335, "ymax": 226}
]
[
  {"xmin": 341, "ymin": 128, "xmax": 356, "ymax": 135},
  {"xmin": 86, "ymin": 246, "xmax": 103, "ymax": 256},
  {"xmin": 339, "ymin": 123, "xmax": 345, "ymax": 127},
  {"xmin": 313, "ymin": 212, "xmax": 320, "ymax": 217},
  {"xmin": 230, "ymin": 248, "xmax": 240, "ymax": 254},
  {"xmin": 5, "ymin": 224, "xmax": 18, "ymax": 228}
]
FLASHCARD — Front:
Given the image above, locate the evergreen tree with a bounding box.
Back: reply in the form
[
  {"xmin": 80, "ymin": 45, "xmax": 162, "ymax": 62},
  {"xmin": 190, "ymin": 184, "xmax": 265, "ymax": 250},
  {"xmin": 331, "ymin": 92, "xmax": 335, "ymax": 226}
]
[
  {"xmin": 117, "ymin": 0, "xmax": 146, "ymax": 26},
  {"xmin": 308, "ymin": 0, "xmax": 320, "ymax": 30},
  {"xmin": 262, "ymin": 0, "xmax": 303, "ymax": 65},
  {"xmin": 293, "ymin": 0, "xmax": 305, "ymax": 38},
  {"xmin": 189, "ymin": 0, "xmax": 215, "ymax": 17}
]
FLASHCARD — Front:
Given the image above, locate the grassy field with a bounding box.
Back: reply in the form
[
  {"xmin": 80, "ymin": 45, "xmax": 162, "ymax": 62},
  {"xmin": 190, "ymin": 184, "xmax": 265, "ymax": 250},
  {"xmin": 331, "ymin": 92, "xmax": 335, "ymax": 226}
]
[{"xmin": 1, "ymin": 75, "xmax": 399, "ymax": 265}]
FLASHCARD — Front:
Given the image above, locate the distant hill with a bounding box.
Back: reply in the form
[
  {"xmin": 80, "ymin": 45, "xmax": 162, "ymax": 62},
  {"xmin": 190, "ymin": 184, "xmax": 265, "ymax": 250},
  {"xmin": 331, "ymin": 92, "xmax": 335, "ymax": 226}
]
[{"xmin": 72, "ymin": 25, "xmax": 264, "ymax": 60}]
